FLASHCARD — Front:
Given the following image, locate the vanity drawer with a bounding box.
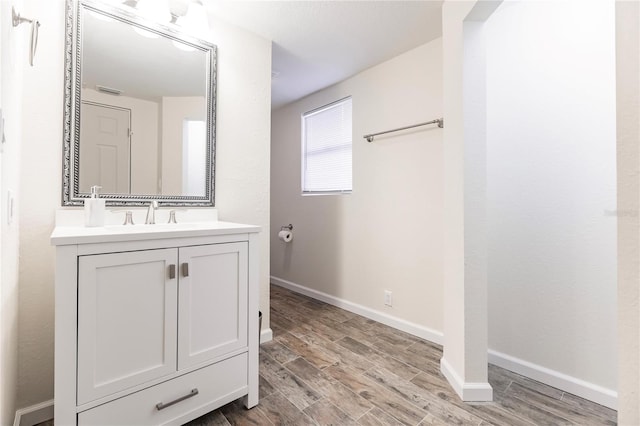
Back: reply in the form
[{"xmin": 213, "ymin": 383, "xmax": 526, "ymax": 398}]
[{"xmin": 78, "ymin": 353, "xmax": 248, "ymax": 426}]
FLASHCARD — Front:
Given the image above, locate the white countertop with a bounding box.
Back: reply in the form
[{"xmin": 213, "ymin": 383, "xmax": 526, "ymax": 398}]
[{"xmin": 51, "ymin": 220, "xmax": 261, "ymax": 246}]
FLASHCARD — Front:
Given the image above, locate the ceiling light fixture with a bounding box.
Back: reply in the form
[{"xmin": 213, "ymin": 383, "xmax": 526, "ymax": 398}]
[
  {"xmin": 176, "ymin": 0, "xmax": 210, "ymax": 40},
  {"xmin": 123, "ymin": 0, "xmax": 171, "ymax": 38},
  {"xmin": 133, "ymin": 0, "xmax": 171, "ymax": 24}
]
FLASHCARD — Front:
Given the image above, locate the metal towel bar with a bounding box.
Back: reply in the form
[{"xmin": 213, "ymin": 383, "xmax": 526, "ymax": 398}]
[
  {"xmin": 364, "ymin": 118, "xmax": 444, "ymax": 142},
  {"xmin": 12, "ymin": 7, "xmax": 40, "ymax": 67}
]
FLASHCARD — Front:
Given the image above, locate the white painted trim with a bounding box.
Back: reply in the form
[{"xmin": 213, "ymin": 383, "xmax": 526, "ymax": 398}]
[
  {"xmin": 13, "ymin": 400, "xmax": 54, "ymax": 426},
  {"xmin": 260, "ymin": 328, "xmax": 273, "ymax": 344},
  {"xmin": 440, "ymin": 357, "xmax": 464, "ymax": 398},
  {"xmin": 270, "ymin": 276, "xmax": 443, "ymax": 345},
  {"xmin": 488, "ymin": 349, "xmax": 617, "ymax": 410},
  {"xmin": 440, "ymin": 357, "xmax": 493, "ymax": 402}
]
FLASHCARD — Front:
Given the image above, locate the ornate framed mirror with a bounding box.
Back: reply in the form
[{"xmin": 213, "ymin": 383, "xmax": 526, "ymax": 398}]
[{"xmin": 63, "ymin": 0, "xmax": 217, "ymax": 206}]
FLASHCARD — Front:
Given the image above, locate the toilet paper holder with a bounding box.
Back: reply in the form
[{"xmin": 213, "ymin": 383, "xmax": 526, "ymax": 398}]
[{"xmin": 280, "ymin": 224, "xmax": 293, "ymax": 231}]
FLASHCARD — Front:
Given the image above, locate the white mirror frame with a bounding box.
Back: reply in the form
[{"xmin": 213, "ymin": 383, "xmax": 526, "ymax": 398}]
[{"xmin": 62, "ymin": 0, "xmax": 217, "ymax": 206}]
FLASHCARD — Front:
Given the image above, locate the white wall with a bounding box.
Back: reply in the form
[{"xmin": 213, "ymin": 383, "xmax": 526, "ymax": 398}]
[
  {"xmin": 16, "ymin": 0, "xmax": 271, "ymax": 410},
  {"xmin": 485, "ymin": 0, "xmax": 617, "ymax": 407},
  {"xmin": 0, "ymin": 1, "xmax": 24, "ymax": 423},
  {"xmin": 615, "ymin": 0, "xmax": 640, "ymax": 423},
  {"xmin": 161, "ymin": 96, "xmax": 205, "ymax": 195},
  {"xmin": 209, "ymin": 16, "xmax": 271, "ymax": 340},
  {"xmin": 440, "ymin": 0, "xmax": 496, "ymax": 402},
  {"xmin": 82, "ymin": 88, "xmax": 160, "ymax": 195},
  {"xmin": 17, "ymin": 0, "xmax": 65, "ymax": 408},
  {"xmin": 271, "ymin": 40, "xmax": 444, "ymax": 340}
]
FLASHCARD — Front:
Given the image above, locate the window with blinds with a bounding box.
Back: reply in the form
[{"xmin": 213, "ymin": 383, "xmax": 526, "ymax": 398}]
[{"xmin": 301, "ymin": 97, "xmax": 352, "ymax": 194}]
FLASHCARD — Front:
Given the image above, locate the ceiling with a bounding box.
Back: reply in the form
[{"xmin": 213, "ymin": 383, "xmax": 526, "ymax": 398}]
[
  {"xmin": 83, "ymin": 10, "xmax": 207, "ymax": 101},
  {"xmin": 199, "ymin": 1, "xmax": 443, "ymax": 109}
]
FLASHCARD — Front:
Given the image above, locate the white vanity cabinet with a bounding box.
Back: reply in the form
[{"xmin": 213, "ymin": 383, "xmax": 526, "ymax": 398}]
[{"xmin": 51, "ymin": 221, "xmax": 260, "ymax": 426}]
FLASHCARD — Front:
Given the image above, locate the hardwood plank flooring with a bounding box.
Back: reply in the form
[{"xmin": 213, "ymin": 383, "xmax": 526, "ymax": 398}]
[
  {"xmin": 40, "ymin": 284, "xmax": 617, "ymax": 425},
  {"xmin": 186, "ymin": 285, "xmax": 616, "ymax": 425}
]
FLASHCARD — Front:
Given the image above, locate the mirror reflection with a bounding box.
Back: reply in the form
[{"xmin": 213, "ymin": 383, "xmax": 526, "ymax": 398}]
[{"xmin": 63, "ymin": 0, "xmax": 217, "ymax": 206}]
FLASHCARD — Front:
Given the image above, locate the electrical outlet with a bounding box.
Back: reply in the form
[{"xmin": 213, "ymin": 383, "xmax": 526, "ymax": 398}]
[{"xmin": 384, "ymin": 290, "xmax": 392, "ymax": 307}]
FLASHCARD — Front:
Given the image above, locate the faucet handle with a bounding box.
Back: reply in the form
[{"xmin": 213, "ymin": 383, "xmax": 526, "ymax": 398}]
[
  {"xmin": 123, "ymin": 211, "xmax": 135, "ymax": 225},
  {"xmin": 168, "ymin": 210, "xmax": 178, "ymax": 224}
]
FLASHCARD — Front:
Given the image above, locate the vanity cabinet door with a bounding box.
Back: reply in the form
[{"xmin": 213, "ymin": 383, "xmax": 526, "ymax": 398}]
[
  {"xmin": 178, "ymin": 243, "xmax": 248, "ymax": 370},
  {"xmin": 77, "ymin": 249, "xmax": 178, "ymax": 405}
]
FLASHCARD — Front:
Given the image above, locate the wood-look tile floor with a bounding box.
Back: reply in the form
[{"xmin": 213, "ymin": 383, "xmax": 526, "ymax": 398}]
[
  {"xmin": 186, "ymin": 285, "xmax": 617, "ymax": 426},
  {"xmin": 40, "ymin": 284, "xmax": 617, "ymax": 426}
]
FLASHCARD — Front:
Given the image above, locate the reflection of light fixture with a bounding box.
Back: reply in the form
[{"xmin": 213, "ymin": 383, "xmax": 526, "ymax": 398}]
[
  {"xmin": 176, "ymin": 0, "xmax": 210, "ymax": 40},
  {"xmin": 134, "ymin": 0, "xmax": 171, "ymax": 24},
  {"xmin": 172, "ymin": 40, "xmax": 196, "ymax": 52},
  {"xmin": 133, "ymin": 24, "xmax": 159, "ymax": 39},
  {"xmin": 88, "ymin": 10, "xmax": 115, "ymax": 22}
]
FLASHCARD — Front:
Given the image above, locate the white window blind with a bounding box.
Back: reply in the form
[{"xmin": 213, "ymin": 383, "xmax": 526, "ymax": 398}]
[{"xmin": 302, "ymin": 97, "xmax": 352, "ymax": 194}]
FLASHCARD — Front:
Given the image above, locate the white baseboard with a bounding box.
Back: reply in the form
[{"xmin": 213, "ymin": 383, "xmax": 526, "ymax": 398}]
[
  {"xmin": 488, "ymin": 349, "xmax": 617, "ymax": 410},
  {"xmin": 13, "ymin": 400, "xmax": 53, "ymax": 426},
  {"xmin": 260, "ymin": 327, "xmax": 273, "ymax": 344},
  {"xmin": 440, "ymin": 357, "xmax": 494, "ymax": 401},
  {"xmin": 270, "ymin": 276, "xmax": 443, "ymax": 345}
]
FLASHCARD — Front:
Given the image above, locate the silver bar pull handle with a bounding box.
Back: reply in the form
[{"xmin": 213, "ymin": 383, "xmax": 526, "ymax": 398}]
[
  {"xmin": 182, "ymin": 263, "xmax": 189, "ymax": 277},
  {"xmin": 155, "ymin": 388, "xmax": 198, "ymax": 411},
  {"xmin": 168, "ymin": 264, "xmax": 176, "ymax": 280}
]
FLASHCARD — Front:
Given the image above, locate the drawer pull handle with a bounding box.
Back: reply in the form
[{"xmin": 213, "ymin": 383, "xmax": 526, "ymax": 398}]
[
  {"xmin": 182, "ymin": 262, "xmax": 189, "ymax": 277},
  {"xmin": 155, "ymin": 388, "xmax": 198, "ymax": 411},
  {"xmin": 168, "ymin": 264, "xmax": 176, "ymax": 279}
]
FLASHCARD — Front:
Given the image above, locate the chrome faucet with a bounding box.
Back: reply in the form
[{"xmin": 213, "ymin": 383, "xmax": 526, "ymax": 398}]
[{"xmin": 145, "ymin": 200, "xmax": 159, "ymax": 224}]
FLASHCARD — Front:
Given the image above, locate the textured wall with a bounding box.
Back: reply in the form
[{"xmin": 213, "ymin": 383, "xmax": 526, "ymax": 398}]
[
  {"xmin": 271, "ymin": 40, "xmax": 444, "ymax": 337},
  {"xmin": 208, "ymin": 15, "xmax": 272, "ymax": 341},
  {"xmin": 16, "ymin": 0, "xmax": 271, "ymax": 409},
  {"xmin": 486, "ymin": 0, "xmax": 617, "ymax": 402},
  {"xmin": 440, "ymin": 0, "xmax": 494, "ymax": 398},
  {"xmin": 17, "ymin": 0, "xmax": 63, "ymax": 410},
  {"xmin": 1, "ymin": 1, "xmax": 24, "ymax": 423},
  {"xmin": 615, "ymin": 0, "xmax": 640, "ymax": 423}
]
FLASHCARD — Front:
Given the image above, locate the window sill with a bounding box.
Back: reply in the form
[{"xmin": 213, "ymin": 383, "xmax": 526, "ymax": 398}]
[{"xmin": 301, "ymin": 191, "xmax": 352, "ymax": 196}]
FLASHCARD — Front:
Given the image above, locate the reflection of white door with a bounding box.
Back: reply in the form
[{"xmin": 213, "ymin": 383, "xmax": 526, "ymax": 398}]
[{"xmin": 80, "ymin": 102, "xmax": 131, "ymax": 194}]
